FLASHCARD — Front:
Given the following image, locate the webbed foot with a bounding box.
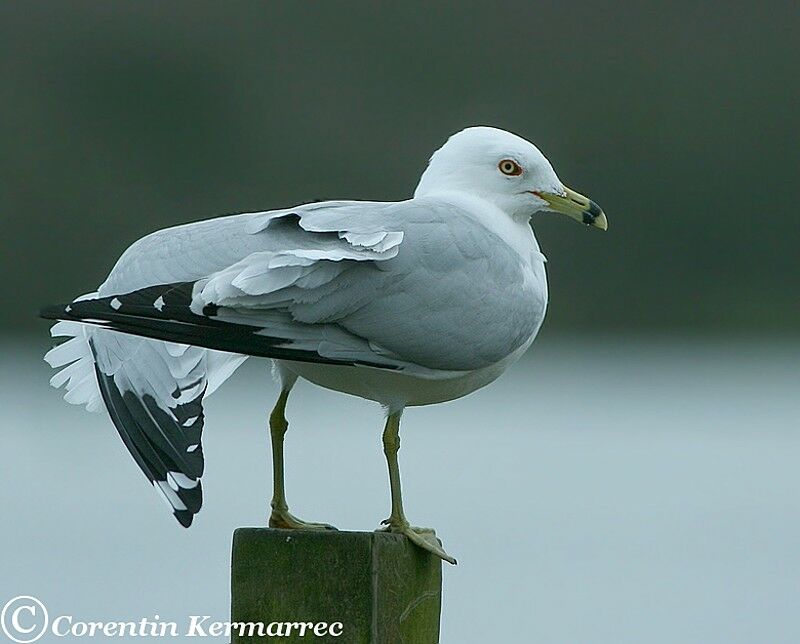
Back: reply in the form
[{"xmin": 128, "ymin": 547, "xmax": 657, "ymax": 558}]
[
  {"xmin": 378, "ymin": 519, "xmax": 457, "ymax": 565},
  {"xmin": 269, "ymin": 508, "xmax": 337, "ymax": 531}
]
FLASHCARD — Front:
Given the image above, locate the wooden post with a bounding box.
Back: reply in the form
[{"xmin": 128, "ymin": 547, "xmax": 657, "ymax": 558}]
[{"xmin": 231, "ymin": 528, "xmax": 442, "ymax": 643}]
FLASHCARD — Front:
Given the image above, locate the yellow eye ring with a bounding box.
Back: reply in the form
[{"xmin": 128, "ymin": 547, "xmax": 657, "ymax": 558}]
[{"xmin": 498, "ymin": 159, "xmax": 523, "ymax": 176}]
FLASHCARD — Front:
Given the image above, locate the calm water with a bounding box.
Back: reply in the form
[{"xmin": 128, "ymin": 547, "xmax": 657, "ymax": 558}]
[{"xmin": 1, "ymin": 336, "xmax": 798, "ymax": 643}]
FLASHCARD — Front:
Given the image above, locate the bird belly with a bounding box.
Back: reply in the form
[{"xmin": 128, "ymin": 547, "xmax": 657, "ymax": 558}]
[{"xmin": 281, "ymin": 337, "xmax": 533, "ymax": 408}]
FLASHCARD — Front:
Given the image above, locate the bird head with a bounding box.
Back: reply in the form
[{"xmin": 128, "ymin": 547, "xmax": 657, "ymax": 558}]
[{"xmin": 414, "ymin": 126, "xmax": 607, "ymax": 230}]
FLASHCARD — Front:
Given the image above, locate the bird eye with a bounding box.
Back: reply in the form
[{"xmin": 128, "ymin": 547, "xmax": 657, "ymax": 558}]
[{"xmin": 498, "ymin": 159, "xmax": 523, "ymax": 176}]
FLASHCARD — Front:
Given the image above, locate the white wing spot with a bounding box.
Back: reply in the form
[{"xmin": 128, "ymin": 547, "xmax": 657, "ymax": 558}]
[
  {"xmin": 153, "ymin": 480, "xmax": 187, "ymax": 511},
  {"xmin": 186, "ymin": 444, "xmax": 199, "ymax": 453},
  {"xmin": 154, "ymin": 296, "xmax": 165, "ymax": 311},
  {"xmin": 110, "ymin": 298, "xmax": 122, "ymax": 310},
  {"xmin": 168, "ymin": 471, "xmax": 200, "ymax": 489},
  {"xmin": 182, "ymin": 416, "xmax": 199, "ymax": 427}
]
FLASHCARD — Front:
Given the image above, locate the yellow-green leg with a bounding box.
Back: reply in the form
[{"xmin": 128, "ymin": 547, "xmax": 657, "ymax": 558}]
[
  {"xmin": 379, "ymin": 411, "xmax": 457, "ymax": 565},
  {"xmin": 268, "ymin": 388, "xmax": 336, "ymax": 530}
]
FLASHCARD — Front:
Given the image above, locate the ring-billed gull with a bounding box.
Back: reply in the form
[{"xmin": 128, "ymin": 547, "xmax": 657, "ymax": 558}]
[{"xmin": 41, "ymin": 126, "xmax": 606, "ymax": 564}]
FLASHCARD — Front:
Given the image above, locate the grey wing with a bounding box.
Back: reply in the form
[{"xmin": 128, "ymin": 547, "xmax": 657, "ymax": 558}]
[
  {"xmin": 219, "ymin": 198, "xmax": 546, "ymax": 372},
  {"xmin": 43, "ymin": 211, "xmax": 265, "ymax": 525},
  {"xmin": 333, "ymin": 200, "xmax": 548, "ymax": 370},
  {"xmin": 47, "ymin": 199, "xmax": 546, "ymax": 388},
  {"xmin": 43, "ymin": 200, "xmax": 412, "ymax": 525},
  {"xmin": 43, "ymin": 207, "xmax": 307, "ymax": 525}
]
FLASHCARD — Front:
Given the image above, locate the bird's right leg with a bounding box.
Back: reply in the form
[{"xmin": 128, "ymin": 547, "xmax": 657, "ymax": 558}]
[
  {"xmin": 378, "ymin": 411, "xmax": 457, "ymax": 564},
  {"xmin": 268, "ymin": 386, "xmax": 336, "ymax": 530}
]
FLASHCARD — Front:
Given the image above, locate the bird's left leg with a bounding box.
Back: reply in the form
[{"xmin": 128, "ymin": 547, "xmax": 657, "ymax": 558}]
[
  {"xmin": 378, "ymin": 410, "xmax": 457, "ymax": 564},
  {"xmin": 268, "ymin": 382, "xmax": 336, "ymax": 530}
]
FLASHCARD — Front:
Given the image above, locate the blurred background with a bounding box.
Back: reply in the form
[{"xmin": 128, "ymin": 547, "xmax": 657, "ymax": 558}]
[{"xmin": 1, "ymin": 2, "xmax": 798, "ymax": 643}]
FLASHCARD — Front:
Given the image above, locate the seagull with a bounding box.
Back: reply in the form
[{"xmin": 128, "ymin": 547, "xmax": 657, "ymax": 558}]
[{"xmin": 41, "ymin": 126, "xmax": 606, "ymax": 564}]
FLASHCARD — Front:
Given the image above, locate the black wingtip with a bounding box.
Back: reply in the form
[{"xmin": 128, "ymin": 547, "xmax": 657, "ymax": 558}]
[
  {"xmin": 41, "ymin": 284, "xmax": 400, "ymax": 371},
  {"xmin": 40, "ymin": 304, "xmax": 71, "ymax": 321},
  {"xmin": 175, "ymin": 510, "xmax": 194, "ymax": 528}
]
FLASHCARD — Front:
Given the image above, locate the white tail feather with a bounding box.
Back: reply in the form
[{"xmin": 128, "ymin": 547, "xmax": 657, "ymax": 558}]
[
  {"xmin": 44, "ymin": 294, "xmax": 247, "ymax": 414},
  {"xmin": 45, "ymin": 318, "xmax": 104, "ymax": 413}
]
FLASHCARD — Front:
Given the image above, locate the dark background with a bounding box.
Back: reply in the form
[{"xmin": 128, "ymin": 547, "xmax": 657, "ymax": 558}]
[{"xmin": 1, "ymin": 1, "xmax": 798, "ymax": 336}]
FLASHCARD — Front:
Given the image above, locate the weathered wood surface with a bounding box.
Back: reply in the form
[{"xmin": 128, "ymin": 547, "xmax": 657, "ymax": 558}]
[{"xmin": 231, "ymin": 528, "xmax": 442, "ymax": 643}]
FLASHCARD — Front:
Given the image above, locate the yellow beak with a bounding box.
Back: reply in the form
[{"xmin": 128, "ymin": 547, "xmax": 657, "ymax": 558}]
[{"xmin": 534, "ymin": 186, "xmax": 608, "ymax": 231}]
